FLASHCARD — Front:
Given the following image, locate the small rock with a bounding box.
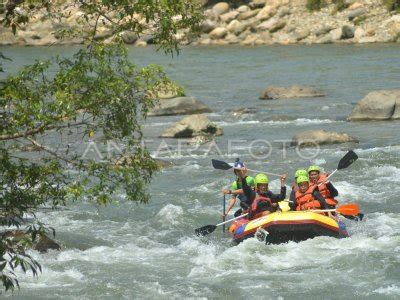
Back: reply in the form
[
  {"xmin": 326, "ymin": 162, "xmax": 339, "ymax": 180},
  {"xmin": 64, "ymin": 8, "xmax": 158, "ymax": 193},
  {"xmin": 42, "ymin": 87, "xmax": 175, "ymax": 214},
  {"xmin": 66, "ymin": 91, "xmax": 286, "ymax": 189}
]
[
  {"xmin": 209, "ymin": 27, "xmax": 228, "ymax": 39},
  {"xmin": 149, "ymin": 97, "xmax": 212, "ymax": 116},
  {"xmin": 160, "ymin": 114, "xmax": 223, "ymax": 138},
  {"xmin": 278, "ymin": 7, "xmax": 291, "ymax": 17},
  {"xmin": 291, "ymin": 130, "xmax": 358, "ymax": 147},
  {"xmin": 135, "ymin": 40, "xmax": 147, "ymax": 47},
  {"xmin": 212, "ymin": 2, "xmax": 230, "ymax": 15},
  {"xmin": 348, "ymin": 2, "xmax": 363, "ymax": 10},
  {"xmin": 260, "ymin": 85, "xmax": 325, "ymax": 99},
  {"xmin": 187, "ymin": 135, "xmax": 214, "ymax": 146},
  {"xmin": 241, "ymin": 34, "xmax": 259, "ymax": 45}
]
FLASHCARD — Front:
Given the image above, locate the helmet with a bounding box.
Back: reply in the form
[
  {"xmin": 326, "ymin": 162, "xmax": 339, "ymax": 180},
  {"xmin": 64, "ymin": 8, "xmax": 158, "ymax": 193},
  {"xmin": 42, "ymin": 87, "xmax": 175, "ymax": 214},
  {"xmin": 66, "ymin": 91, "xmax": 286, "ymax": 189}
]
[
  {"xmin": 255, "ymin": 173, "xmax": 269, "ymax": 186},
  {"xmin": 294, "ymin": 169, "xmax": 308, "ymax": 179},
  {"xmin": 296, "ymin": 175, "xmax": 309, "ymax": 185},
  {"xmin": 308, "ymin": 165, "xmax": 320, "ymax": 173}
]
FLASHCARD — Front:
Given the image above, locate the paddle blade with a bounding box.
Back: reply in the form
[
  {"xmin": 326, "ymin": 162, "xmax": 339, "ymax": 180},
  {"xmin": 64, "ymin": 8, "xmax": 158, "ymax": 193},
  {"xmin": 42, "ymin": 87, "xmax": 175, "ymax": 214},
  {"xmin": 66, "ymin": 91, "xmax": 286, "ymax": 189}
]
[
  {"xmin": 337, "ymin": 203, "xmax": 360, "ymax": 216},
  {"xmin": 195, "ymin": 225, "xmax": 217, "ymax": 236},
  {"xmin": 337, "ymin": 150, "xmax": 358, "ymax": 170},
  {"xmin": 211, "ymin": 159, "xmax": 232, "ymax": 170}
]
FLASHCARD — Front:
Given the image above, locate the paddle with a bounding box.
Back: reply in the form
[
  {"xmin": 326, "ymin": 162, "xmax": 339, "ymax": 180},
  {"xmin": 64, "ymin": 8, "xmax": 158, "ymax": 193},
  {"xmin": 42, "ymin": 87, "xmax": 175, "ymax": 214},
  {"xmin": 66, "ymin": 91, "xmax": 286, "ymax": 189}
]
[
  {"xmin": 222, "ymin": 194, "xmax": 226, "ymax": 233},
  {"xmin": 308, "ymin": 203, "xmax": 360, "ymax": 216},
  {"xmin": 195, "ymin": 213, "xmax": 248, "ymax": 236},
  {"xmin": 211, "ymin": 159, "xmax": 283, "ymax": 177},
  {"xmin": 319, "ymin": 150, "xmax": 358, "ymax": 185}
]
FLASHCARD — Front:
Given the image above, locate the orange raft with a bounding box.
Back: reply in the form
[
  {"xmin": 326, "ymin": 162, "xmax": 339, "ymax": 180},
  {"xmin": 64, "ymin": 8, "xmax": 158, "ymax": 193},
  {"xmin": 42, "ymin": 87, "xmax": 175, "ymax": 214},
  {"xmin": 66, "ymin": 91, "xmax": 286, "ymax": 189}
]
[{"xmin": 228, "ymin": 208, "xmax": 349, "ymax": 244}]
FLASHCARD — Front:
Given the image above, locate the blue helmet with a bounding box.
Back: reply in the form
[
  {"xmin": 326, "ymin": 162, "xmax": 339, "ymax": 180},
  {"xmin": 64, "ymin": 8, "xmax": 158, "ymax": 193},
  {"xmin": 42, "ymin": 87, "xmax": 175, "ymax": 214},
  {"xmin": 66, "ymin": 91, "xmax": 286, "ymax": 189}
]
[{"xmin": 234, "ymin": 160, "xmax": 245, "ymax": 169}]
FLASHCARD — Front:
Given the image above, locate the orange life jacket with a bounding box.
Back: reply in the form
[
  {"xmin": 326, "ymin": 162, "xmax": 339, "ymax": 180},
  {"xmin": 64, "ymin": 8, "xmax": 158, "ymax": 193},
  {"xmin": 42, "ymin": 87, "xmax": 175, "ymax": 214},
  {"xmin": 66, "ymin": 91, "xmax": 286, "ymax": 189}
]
[
  {"xmin": 316, "ymin": 173, "xmax": 338, "ymax": 207},
  {"xmin": 295, "ymin": 185, "xmax": 321, "ymax": 211}
]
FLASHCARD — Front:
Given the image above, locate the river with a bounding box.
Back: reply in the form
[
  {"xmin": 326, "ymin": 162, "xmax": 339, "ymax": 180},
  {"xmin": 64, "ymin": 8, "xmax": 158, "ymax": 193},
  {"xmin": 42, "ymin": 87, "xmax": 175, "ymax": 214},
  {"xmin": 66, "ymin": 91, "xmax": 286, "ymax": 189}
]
[{"xmin": 1, "ymin": 44, "xmax": 400, "ymax": 299}]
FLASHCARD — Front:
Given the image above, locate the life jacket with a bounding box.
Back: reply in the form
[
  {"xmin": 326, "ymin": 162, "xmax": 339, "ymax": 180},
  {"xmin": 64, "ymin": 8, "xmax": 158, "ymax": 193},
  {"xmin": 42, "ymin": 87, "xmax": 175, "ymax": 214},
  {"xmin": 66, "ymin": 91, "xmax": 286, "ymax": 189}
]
[
  {"xmin": 295, "ymin": 185, "xmax": 321, "ymax": 211},
  {"xmin": 250, "ymin": 194, "xmax": 272, "ymax": 212},
  {"xmin": 316, "ymin": 174, "xmax": 338, "ymax": 207}
]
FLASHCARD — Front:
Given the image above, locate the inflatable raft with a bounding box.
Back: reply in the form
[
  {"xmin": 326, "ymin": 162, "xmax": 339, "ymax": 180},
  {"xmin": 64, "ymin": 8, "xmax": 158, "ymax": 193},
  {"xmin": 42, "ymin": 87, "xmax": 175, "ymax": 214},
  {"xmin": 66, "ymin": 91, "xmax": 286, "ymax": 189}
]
[{"xmin": 228, "ymin": 203, "xmax": 348, "ymax": 244}]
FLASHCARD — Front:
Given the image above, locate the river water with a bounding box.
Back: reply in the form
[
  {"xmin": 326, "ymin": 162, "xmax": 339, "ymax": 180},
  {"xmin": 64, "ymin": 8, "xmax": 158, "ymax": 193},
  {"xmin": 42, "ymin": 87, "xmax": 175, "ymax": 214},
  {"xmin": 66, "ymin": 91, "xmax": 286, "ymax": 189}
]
[{"xmin": 1, "ymin": 44, "xmax": 400, "ymax": 299}]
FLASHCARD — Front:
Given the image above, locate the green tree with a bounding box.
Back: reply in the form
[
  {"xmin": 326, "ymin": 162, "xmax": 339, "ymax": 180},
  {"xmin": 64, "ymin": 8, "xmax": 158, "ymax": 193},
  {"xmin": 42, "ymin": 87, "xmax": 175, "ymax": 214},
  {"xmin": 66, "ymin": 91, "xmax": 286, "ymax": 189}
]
[{"xmin": 0, "ymin": 0, "xmax": 203, "ymax": 291}]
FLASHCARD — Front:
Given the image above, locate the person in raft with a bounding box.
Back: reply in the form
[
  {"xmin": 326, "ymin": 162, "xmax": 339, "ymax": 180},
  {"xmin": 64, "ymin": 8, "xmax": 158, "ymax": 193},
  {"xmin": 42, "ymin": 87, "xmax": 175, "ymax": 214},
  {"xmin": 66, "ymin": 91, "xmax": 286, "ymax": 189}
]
[
  {"xmin": 308, "ymin": 165, "xmax": 339, "ymax": 209},
  {"xmin": 221, "ymin": 159, "xmax": 255, "ymax": 217},
  {"xmin": 292, "ymin": 169, "xmax": 308, "ymax": 192},
  {"xmin": 236, "ymin": 169, "xmax": 286, "ymax": 219},
  {"xmin": 289, "ymin": 175, "xmax": 329, "ymax": 211}
]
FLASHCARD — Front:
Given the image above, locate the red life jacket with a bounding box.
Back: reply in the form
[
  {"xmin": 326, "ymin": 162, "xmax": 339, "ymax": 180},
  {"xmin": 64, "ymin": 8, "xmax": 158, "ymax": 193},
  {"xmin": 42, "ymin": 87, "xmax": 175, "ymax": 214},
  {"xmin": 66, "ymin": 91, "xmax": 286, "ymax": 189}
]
[
  {"xmin": 250, "ymin": 195, "xmax": 272, "ymax": 212},
  {"xmin": 295, "ymin": 185, "xmax": 321, "ymax": 211},
  {"xmin": 316, "ymin": 173, "xmax": 338, "ymax": 207}
]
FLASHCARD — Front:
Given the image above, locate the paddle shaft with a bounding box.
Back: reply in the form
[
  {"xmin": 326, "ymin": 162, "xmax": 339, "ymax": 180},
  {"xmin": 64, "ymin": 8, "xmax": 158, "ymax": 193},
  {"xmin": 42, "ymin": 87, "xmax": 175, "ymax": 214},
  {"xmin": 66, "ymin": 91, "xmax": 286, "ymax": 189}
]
[
  {"xmin": 216, "ymin": 213, "xmax": 248, "ymax": 227},
  {"xmin": 233, "ymin": 167, "xmax": 283, "ymax": 177},
  {"xmin": 317, "ymin": 169, "xmax": 338, "ymax": 186},
  {"xmin": 222, "ymin": 194, "xmax": 226, "ymax": 232}
]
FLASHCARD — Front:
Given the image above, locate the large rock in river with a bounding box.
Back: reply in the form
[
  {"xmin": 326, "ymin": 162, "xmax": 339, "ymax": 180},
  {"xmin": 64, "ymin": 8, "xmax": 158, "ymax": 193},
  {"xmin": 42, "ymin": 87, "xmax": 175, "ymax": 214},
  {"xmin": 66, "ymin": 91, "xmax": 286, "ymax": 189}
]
[
  {"xmin": 1, "ymin": 230, "xmax": 61, "ymax": 253},
  {"xmin": 291, "ymin": 130, "xmax": 358, "ymax": 147},
  {"xmin": 160, "ymin": 114, "xmax": 223, "ymax": 138},
  {"xmin": 348, "ymin": 90, "xmax": 400, "ymax": 121},
  {"xmin": 149, "ymin": 97, "xmax": 212, "ymax": 116},
  {"xmin": 260, "ymin": 85, "xmax": 325, "ymax": 99}
]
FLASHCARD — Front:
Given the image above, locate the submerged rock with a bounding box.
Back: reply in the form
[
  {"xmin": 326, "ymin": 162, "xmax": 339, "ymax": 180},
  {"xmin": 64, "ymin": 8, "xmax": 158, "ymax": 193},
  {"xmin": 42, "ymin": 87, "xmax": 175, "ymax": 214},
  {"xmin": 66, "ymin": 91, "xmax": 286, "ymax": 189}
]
[
  {"xmin": 291, "ymin": 130, "xmax": 358, "ymax": 147},
  {"xmin": 348, "ymin": 90, "xmax": 400, "ymax": 121},
  {"xmin": 259, "ymin": 85, "xmax": 325, "ymax": 99},
  {"xmin": 160, "ymin": 114, "xmax": 223, "ymax": 138},
  {"xmin": 1, "ymin": 230, "xmax": 61, "ymax": 253},
  {"xmin": 149, "ymin": 97, "xmax": 212, "ymax": 116}
]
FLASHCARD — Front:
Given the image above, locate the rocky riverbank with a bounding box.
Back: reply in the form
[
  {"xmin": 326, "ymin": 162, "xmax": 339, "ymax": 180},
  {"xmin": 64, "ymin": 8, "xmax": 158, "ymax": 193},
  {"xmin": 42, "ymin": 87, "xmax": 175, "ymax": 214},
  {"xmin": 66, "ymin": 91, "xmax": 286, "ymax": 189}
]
[{"xmin": 0, "ymin": 0, "xmax": 399, "ymax": 46}]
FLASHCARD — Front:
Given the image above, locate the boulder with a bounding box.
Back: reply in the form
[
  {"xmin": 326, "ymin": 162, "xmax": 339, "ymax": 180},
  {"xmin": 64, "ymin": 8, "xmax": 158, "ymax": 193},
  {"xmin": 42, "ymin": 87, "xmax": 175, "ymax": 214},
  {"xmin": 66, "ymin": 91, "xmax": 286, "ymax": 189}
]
[
  {"xmin": 200, "ymin": 20, "xmax": 216, "ymax": 33},
  {"xmin": 220, "ymin": 11, "xmax": 239, "ymax": 23},
  {"xmin": 154, "ymin": 158, "xmax": 175, "ymax": 169},
  {"xmin": 212, "ymin": 2, "xmax": 230, "ymax": 15},
  {"xmin": 237, "ymin": 9, "xmax": 260, "ymax": 21},
  {"xmin": 331, "ymin": 28, "xmax": 343, "ymax": 41},
  {"xmin": 291, "ymin": 130, "xmax": 358, "ymax": 147},
  {"xmin": 341, "ymin": 25, "xmax": 355, "ymax": 39},
  {"xmin": 256, "ymin": 5, "xmax": 277, "ymax": 21},
  {"xmin": 348, "ymin": 90, "xmax": 400, "ymax": 121},
  {"xmin": 354, "ymin": 27, "xmax": 365, "ymax": 41},
  {"xmin": 1, "ymin": 230, "xmax": 61, "ymax": 253},
  {"xmin": 347, "ymin": 8, "xmax": 367, "ymax": 21},
  {"xmin": 358, "ymin": 36, "xmax": 378, "ymax": 43},
  {"xmin": 314, "ymin": 26, "xmax": 332, "ymax": 36},
  {"xmin": 316, "ymin": 34, "xmax": 333, "ymax": 44},
  {"xmin": 120, "ymin": 31, "xmax": 138, "ymax": 44},
  {"xmin": 257, "ymin": 18, "xmax": 286, "ymax": 32},
  {"xmin": 227, "ymin": 20, "xmax": 246, "ymax": 35},
  {"xmin": 292, "ymin": 28, "xmax": 310, "ymax": 41},
  {"xmin": 237, "ymin": 5, "xmax": 250, "ymax": 13},
  {"xmin": 249, "ymin": 0, "xmax": 267, "ymax": 9},
  {"xmin": 160, "ymin": 114, "xmax": 223, "ymax": 138},
  {"xmin": 209, "ymin": 27, "xmax": 228, "ymax": 39},
  {"xmin": 260, "ymin": 85, "xmax": 325, "ymax": 99},
  {"xmin": 149, "ymin": 97, "xmax": 212, "ymax": 116}
]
